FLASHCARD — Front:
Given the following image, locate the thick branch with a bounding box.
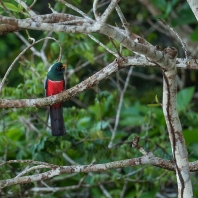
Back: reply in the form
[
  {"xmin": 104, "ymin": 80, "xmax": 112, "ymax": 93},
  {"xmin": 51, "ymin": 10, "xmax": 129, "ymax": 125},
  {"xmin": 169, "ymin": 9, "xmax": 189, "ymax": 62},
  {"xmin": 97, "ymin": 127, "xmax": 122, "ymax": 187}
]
[
  {"xmin": 0, "ymin": 59, "xmax": 120, "ymax": 108},
  {"xmin": 0, "ymin": 15, "xmax": 174, "ymax": 70},
  {"xmin": 0, "ymin": 154, "xmax": 173, "ymax": 188},
  {"xmin": 187, "ymin": 0, "xmax": 198, "ymax": 21},
  {"xmin": 161, "ymin": 49, "xmax": 193, "ymax": 197},
  {"xmin": 0, "ymin": 24, "xmax": 20, "ymax": 35},
  {"xmin": 0, "ymin": 14, "xmax": 197, "ymax": 72},
  {"xmin": 31, "ymin": 13, "xmax": 89, "ymax": 24},
  {"xmin": 0, "ymin": 56, "xmax": 198, "ymax": 108}
]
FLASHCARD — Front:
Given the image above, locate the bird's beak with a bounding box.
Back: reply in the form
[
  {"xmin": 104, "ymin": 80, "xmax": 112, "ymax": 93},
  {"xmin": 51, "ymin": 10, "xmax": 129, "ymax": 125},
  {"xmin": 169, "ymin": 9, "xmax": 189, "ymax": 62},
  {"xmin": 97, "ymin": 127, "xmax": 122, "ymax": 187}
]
[{"xmin": 61, "ymin": 64, "xmax": 67, "ymax": 69}]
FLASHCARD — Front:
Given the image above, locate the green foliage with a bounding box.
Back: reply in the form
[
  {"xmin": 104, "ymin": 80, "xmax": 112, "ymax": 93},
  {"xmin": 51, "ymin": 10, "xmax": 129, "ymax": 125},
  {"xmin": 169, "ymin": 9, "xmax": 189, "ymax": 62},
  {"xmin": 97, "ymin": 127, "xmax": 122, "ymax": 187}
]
[
  {"xmin": 183, "ymin": 129, "xmax": 198, "ymax": 145},
  {"xmin": 151, "ymin": 1, "xmax": 196, "ymax": 27},
  {"xmin": 177, "ymin": 86, "xmax": 195, "ymax": 112},
  {"xmin": 191, "ymin": 27, "xmax": 198, "ymax": 42},
  {"xmin": 171, "ymin": 2, "xmax": 197, "ymax": 26},
  {"xmin": 151, "ymin": 0, "xmax": 178, "ymax": 19},
  {"xmin": 0, "ymin": 2, "xmax": 22, "ymax": 13}
]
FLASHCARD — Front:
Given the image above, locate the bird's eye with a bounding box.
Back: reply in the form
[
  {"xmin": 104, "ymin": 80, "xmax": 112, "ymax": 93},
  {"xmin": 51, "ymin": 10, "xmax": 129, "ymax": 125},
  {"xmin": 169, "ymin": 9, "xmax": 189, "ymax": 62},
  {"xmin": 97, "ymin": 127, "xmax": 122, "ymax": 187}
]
[{"xmin": 56, "ymin": 66, "xmax": 61, "ymax": 70}]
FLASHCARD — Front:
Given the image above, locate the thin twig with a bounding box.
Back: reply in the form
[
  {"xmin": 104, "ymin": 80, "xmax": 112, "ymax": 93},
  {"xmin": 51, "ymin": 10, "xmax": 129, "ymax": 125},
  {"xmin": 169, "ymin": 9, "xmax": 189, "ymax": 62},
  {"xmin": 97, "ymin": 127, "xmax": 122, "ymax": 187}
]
[
  {"xmin": 15, "ymin": 32, "xmax": 41, "ymax": 57},
  {"xmin": 88, "ymin": 34, "xmax": 118, "ymax": 57},
  {"xmin": 0, "ymin": 160, "xmax": 59, "ymax": 167},
  {"xmin": 93, "ymin": 0, "xmax": 101, "ymax": 21},
  {"xmin": 62, "ymin": 153, "xmax": 77, "ymax": 165},
  {"xmin": 41, "ymin": 32, "xmax": 53, "ymax": 51},
  {"xmin": 29, "ymin": 0, "xmax": 37, "ymax": 9},
  {"xmin": 0, "ymin": 37, "xmax": 62, "ymax": 95},
  {"xmin": 132, "ymin": 136, "xmax": 148, "ymax": 155},
  {"xmin": 19, "ymin": 116, "xmax": 40, "ymax": 134},
  {"xmin": 109, "ymin": 37, "xmax": 123, "ymax": 57},
  {"xmin": 158, "ymin": 18, "xmax": 188, "ymax": 59},
  {"xmin": 48, "ymin": 3, "xmax": 58, "ymax": 13},
  {"xmin": 67, "ymin": 53, "xmax": 106, "ymax": 78},
  {"xmin": 115, "ymin": 5, "xmax": 131, "ymax": 35},
  {"xmin": 99, "ymin": 184, "xmax": 113, "ymax": 198},
  {"xmin": 108, "ymin": 66, "xmax": 133, "ymax": 148},
  {"xmin": 120, "ymin": 181, "xmax": 128, "ymax": 198},
  {"xmin": 88, "ymin": 0, "xmax": 110, "ymax": 16},
  {"xmin": 141, "ymin": 111, "xmax": 152, "ymax": 139},
  {"xmin": 15, "ymin": 165, "xmax": 52, "ymax": 178},
  {"xmin": 0, "ymin": 38, "xmax": 35, "ymax": 95},
  {"xmin": 41, "ymin": 31, "xmax": 53, "ymax": 65},
  {"xmin": 25, "ymin": 30, "xmax": 35, "ymax": 43},
  {"xmin": 100, "ymin": 0, "xmax": 119, "ymax": 23},
  {"xmin": 41, "ymin": 180, "xmax": 56, "ymax": 192},
  {"xmin": 31, "ymin": 176, "xmax": 86, "ymax": 192},
  {"xmin": 58, "ymin": 0, "xmax": 92, "ymax": 20},
  {"xmin": 14, "ymin": 0, "xmax": 36, "ymax": 16}
]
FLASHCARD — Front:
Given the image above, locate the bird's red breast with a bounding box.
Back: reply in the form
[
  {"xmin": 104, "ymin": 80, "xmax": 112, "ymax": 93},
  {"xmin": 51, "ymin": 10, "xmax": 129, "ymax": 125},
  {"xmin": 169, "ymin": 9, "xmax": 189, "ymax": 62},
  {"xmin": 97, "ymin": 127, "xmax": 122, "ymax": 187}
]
[{"xmin": 46, "ymin": 79, "xmax": 65, "ymax": 108}]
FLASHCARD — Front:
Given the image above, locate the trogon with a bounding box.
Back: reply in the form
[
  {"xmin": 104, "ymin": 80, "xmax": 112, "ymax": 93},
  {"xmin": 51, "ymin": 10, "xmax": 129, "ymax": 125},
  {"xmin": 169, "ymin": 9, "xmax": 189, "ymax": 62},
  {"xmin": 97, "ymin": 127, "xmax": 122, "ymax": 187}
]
[{"xmin": 44, "ymin": 62, "xmax": 67, "ymax": 136}]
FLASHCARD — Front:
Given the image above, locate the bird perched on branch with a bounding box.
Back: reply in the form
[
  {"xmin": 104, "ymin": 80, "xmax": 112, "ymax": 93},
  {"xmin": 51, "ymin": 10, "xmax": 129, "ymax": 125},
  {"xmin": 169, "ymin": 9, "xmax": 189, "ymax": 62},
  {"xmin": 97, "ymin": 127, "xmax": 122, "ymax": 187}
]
[{"xmin": 44, "ymin": 62, "xmax": 67, "ymax": 136}]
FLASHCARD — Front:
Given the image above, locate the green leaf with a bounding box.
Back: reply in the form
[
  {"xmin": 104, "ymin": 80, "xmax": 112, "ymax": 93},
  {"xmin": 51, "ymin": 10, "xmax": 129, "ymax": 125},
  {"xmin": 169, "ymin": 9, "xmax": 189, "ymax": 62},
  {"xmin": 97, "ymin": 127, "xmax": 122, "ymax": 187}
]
[
  {"xmin": 164, "ymin": 2, "xmax": 172, "ymax": 17},
  {"xmin": 50, "ymin": 42, "xmax": 60, "ymax": 54},
  {"xmin": 120, "ymin": 116, "xmax": 143, "ymax": 127},
  {"xmin": 77, "ymin": 117, "xmax": 91, "ymax": 130},
  {"xmin": 6, "ymin": 125, "xmax": 23, "ymax": 140},
  {"xmin": 18, "ymin": 3, "xmax": 23, "ymax": 11},
  {"xmin": 183, "ymin": 129, "xmax": 198, "ymax": 145},
  {"xmin": 171, "ymin": 3, "xmax": 196, "ymax": 26},
  {"xmin": 191, "ymin": 27, "xmax": 198, "ymax": 42},
  {"xmin": 90, "ymin": 121, "xmax": 109, "ymax": 138},
  {"xmin": 0, "ymin": 3, "xmax": 21, "ymax": 12},
  {"xmin": 60, "ymin": 140, "xmax": 71, "ymax": 150},
  {"xmin": 155, "ymin": 95, "xmax": 159, "ymax": 103},
  {"xmin": 151, "ymin": 0, "xmax": 166, "ymax": 12},
  {"xmin": 177, "ymin": 86, "xmax": 195, "ymax": 111},
  {"xmin": 164, "ymin": 0, "xmax": 179, "ymax": 18}
]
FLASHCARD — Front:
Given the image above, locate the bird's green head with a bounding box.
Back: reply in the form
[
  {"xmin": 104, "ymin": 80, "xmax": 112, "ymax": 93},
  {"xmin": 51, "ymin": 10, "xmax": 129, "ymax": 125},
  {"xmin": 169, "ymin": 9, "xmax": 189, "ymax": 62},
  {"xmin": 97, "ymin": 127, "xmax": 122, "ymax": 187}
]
[{"xmin": 47, "ymin": 62, "xmax": 67, "ymax": 81}]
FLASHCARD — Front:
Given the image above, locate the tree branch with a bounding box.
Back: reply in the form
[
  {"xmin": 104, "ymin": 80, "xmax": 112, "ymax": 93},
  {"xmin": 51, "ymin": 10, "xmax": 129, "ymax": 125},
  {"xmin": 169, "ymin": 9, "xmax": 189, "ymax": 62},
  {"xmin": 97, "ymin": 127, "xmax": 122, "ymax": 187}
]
[
  {"xmin": 115, "ymin": 5, "xmax": 131, "ymax": 35},
  {"xmin": 100, "ymin": 0, "xmax": 120, "ymax": 23},
  {"xmin": 0, "ymin": 58, "xmax": 121, "ymax": 108},
  {"xmin": 0, "ymin": 56, "xmax": 198, "ymax": 108},
  {"xmin": 160, "ymin": 47, "xmax": 193, "ymax": 197},
  {"xmin": 0, "ymin": 154, "xmax": 174, "ymax": 189},
  {"xmin": 93, "ymin": 0, "xmax": 101, "ymax": 21},
  {"xmin": 0, "ymin": 14, "xmax": 195, "ymax": 71},
  {"xmin": 58, "ymin": 0, "xmax": 92, "ymax": 19},
  {"xmin": 108, "ymin": 66, "xmax": 133, "ymax": 148}
]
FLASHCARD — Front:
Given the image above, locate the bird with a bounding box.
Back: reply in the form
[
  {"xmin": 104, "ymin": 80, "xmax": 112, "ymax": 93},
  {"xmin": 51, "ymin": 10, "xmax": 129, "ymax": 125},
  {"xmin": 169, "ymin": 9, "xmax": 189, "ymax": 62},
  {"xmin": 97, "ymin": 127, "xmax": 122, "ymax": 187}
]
[{"xmin": 44, "ymin": 62, "xmax": 67, "ymax": 136}]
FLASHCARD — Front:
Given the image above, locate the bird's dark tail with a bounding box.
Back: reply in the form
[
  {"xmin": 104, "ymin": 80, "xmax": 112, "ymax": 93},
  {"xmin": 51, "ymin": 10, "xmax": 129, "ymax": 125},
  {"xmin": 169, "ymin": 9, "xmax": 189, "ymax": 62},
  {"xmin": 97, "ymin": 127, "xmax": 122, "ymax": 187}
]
[{"xmin": 50, "ymin": 105, "xmax": 66, "ymax": 136}]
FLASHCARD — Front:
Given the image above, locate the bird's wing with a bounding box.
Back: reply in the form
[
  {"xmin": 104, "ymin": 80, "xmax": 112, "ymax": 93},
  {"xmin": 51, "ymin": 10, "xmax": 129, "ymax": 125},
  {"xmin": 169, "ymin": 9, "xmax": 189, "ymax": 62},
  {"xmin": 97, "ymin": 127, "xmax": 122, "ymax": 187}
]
[{"xmin": 44, "ymin": 76, "xmax": 48, "ymax": 97}]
